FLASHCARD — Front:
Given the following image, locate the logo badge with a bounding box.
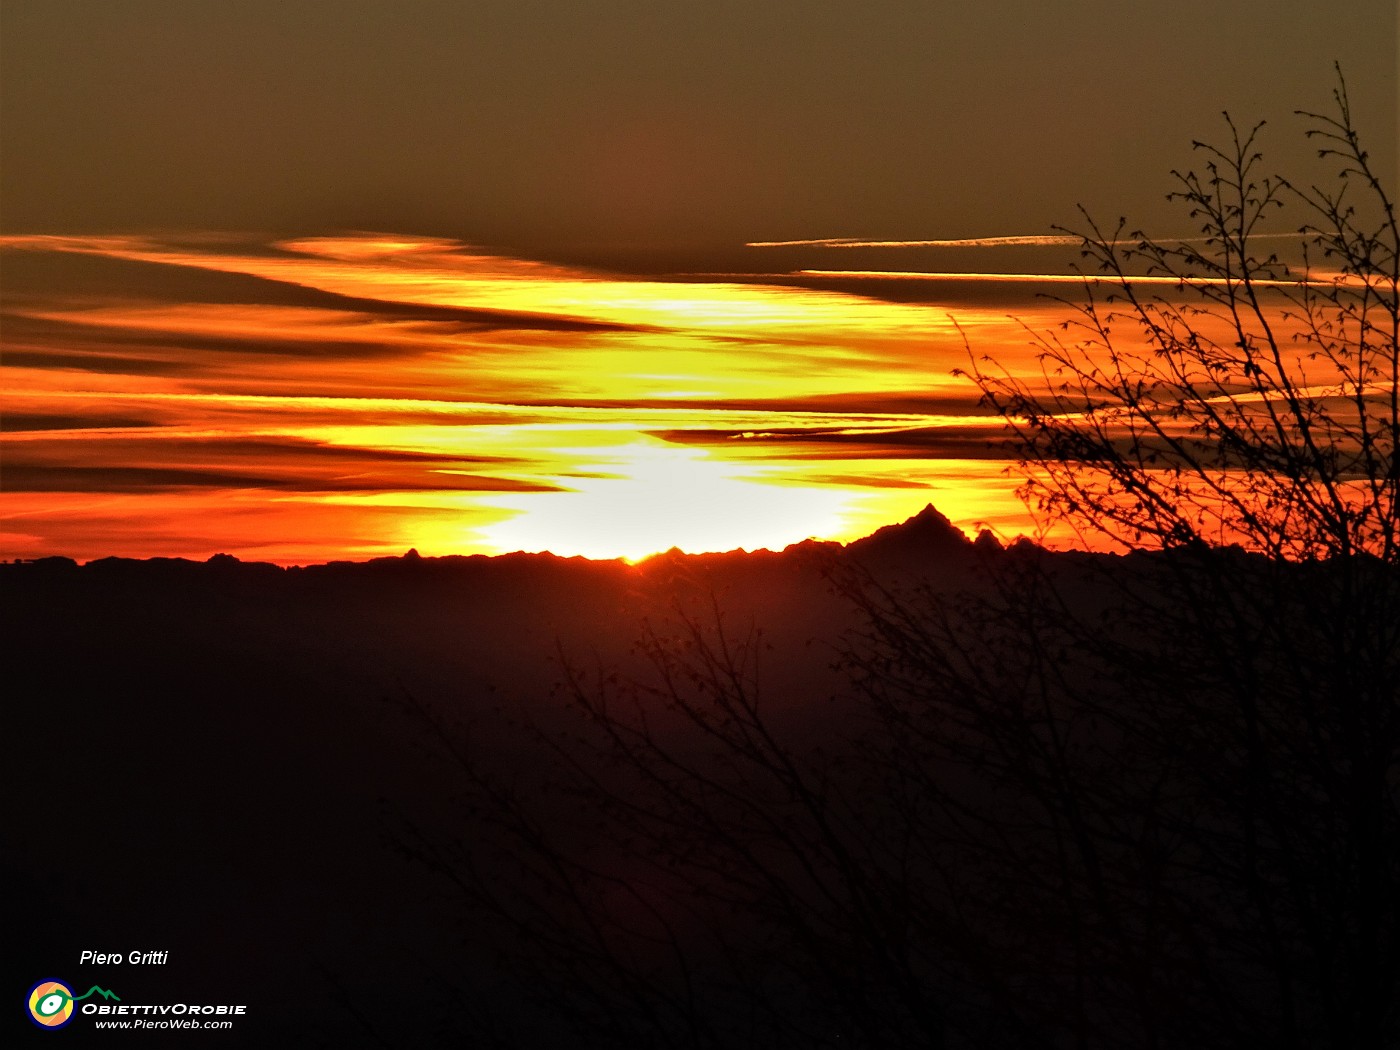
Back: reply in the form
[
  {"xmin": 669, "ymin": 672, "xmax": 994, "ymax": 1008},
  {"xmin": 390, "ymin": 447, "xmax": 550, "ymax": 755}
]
[{"xmin": 27, "ymin": 980, "xmax": 75, "ymax": 1029}]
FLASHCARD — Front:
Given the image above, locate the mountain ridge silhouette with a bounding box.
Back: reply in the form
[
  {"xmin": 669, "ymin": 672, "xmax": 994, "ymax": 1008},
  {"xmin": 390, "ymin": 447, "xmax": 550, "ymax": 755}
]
[
  {"xmin": 8, "ymin": 503, "xmax": 1276, "ymax": 1047},
  {"xmin": 3, "ymin": 503, "xmax": 989, "ymax": 576}
]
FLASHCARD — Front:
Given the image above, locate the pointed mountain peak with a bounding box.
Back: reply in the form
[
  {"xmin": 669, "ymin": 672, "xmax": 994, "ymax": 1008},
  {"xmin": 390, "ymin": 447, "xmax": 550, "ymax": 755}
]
[
  {"xmin": 846, "ymin": 503, "xmax": 973, "ymax": 563},
  {"xmin": 857, "ymin": 503, "xmax": 968, "ymax": 544}
]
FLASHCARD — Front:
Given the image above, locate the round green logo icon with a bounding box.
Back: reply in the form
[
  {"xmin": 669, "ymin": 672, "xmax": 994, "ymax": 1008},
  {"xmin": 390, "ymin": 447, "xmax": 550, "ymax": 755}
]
[{"xmin": 28, "ymin": 980, "xmax": 75, "ymax": 1029}]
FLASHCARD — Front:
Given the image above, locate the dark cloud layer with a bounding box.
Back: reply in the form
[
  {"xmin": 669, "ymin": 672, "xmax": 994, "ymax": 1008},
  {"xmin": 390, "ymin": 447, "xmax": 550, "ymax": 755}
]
[
  {"xmin": 3, "ymin": 311, "xmax": 409, "ymax": 365},
  {"xmin": 1, "ymin": 465, "xmax": 555, "ymax": 493},
  {"xmin": 4, "ymin": 434, "xmax": 553, "ymax": 494},
  {"xmin": 1, "ymin": 411, "xmax": 165, "ymax": 432},
  {"xmin": 651, "ymin": 423, "xmax": 1013, "ymax": 461}
]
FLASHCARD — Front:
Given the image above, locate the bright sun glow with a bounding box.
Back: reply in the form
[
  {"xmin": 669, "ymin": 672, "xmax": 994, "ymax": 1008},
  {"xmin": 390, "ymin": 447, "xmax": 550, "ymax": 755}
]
[{"xmin": 473, "ymin": 440, "xmax": 856, "ymax": 561}]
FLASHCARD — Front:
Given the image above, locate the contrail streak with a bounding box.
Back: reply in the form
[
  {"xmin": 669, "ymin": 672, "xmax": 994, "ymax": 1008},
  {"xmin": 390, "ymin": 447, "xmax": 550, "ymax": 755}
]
[{"xmin": 747, "ymin": 232, "xmax": 1305, "ymax": 249}]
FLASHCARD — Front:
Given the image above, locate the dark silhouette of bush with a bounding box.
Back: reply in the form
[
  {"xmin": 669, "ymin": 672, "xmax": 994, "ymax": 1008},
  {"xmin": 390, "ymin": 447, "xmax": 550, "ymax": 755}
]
[
  {"xmin": 967, "ymin": 70, "xmax": 1395, "ymax": 564},
  {"xmin": 928, "ymin": 69, "xmax": 1398, "ymax": 1044}
]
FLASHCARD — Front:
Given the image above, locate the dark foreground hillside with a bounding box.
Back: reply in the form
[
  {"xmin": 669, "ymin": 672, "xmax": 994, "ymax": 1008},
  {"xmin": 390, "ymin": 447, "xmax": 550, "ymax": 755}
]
[{"xmin": 7, "ymin": 508, "xmax": 1398, "ymax": 1048}]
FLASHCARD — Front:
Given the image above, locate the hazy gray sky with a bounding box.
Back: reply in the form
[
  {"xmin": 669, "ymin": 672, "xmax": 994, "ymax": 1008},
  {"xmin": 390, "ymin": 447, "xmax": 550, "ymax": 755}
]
[{"xmin": 3, "ymin": 1, "xmax": 1395, "ymax": 263}]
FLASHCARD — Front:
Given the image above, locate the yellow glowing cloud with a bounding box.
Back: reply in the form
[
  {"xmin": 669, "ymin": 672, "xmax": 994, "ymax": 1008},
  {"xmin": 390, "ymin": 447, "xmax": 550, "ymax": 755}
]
[{"xmin": 6, "ymin": 232, "xmax": 941, "ymax": 333}]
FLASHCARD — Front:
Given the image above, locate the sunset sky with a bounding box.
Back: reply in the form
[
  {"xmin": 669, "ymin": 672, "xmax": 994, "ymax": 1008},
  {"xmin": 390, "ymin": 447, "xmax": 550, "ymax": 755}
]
[{"xmin": 2, "ymin": 1, "xmax": 1395, "ymax": 562}]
